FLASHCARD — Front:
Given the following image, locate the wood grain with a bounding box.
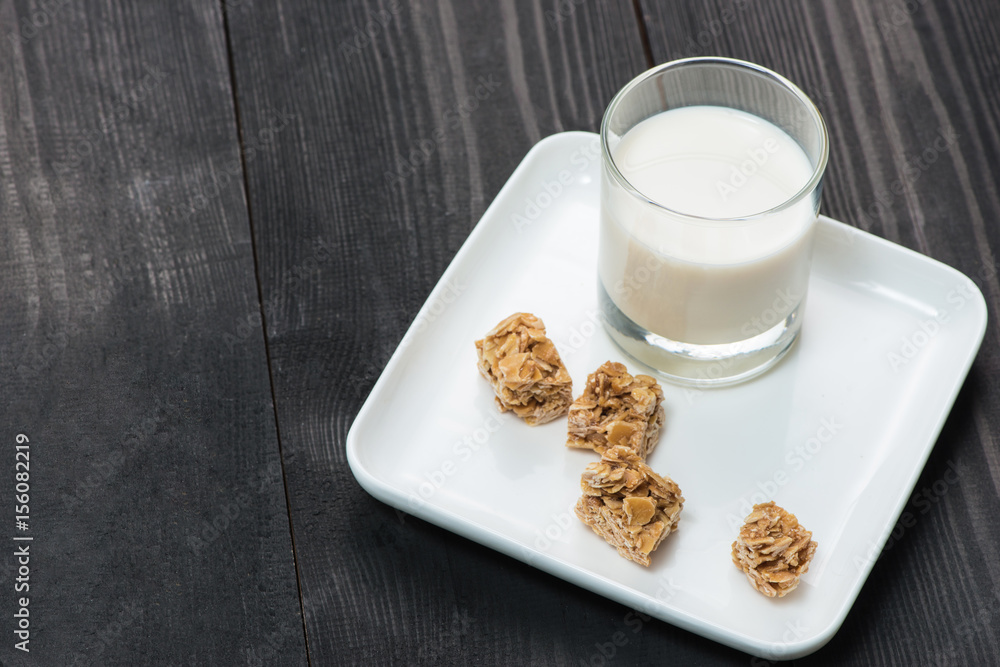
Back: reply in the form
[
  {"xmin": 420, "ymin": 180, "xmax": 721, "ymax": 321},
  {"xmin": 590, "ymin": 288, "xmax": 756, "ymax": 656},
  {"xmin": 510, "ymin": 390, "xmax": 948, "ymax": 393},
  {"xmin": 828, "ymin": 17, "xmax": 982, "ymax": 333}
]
[
  {"xmin": 638, "ymin": 0, "xmax": 1000, "ymax": 664},
  {"xmin": 232, "ymin": 0, "xmax": 1000, "ymax": 663},
  {"xmin": 1, "ymin": 0, "xmax": 996, "ymax": 664},
  {"xmin": 0, "ymin": 1, "xmax": 305, "ymax": 664},
  {"xmin": 224, "ymin": 0, "xmax": 656, "ymax": 664}
]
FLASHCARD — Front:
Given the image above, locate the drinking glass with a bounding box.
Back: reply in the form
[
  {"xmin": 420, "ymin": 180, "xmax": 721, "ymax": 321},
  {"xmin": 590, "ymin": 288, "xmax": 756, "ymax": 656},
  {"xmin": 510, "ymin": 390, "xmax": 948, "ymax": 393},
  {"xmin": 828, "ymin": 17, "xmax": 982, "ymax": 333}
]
[{"xmin": 599, "ymin": 57, "xmax": 829, "ymax": 386}]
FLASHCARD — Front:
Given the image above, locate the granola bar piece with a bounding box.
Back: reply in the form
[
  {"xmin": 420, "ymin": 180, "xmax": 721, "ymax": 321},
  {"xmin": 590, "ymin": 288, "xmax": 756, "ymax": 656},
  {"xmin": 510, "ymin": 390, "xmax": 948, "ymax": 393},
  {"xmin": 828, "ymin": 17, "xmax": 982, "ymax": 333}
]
[
  {"xmin": 575, "ymin": 445, "xmax": 684, "ymax": 566},
  {"xmin": 731, "ymin": 501, "xmax": 818, "ymax": 598},
  {"xmin": 475, "ymin": 312, "xmax": 573, "ymax": 426},
  {"xmin": 567, "ymin": 361, "xmax": 664, "ymax": 458}
]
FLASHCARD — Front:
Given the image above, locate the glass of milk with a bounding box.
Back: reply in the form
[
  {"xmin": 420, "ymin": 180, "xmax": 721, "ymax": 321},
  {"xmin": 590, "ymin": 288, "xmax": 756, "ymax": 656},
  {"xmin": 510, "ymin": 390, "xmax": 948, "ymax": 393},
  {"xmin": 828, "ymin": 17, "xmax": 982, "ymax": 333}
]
[{"xmin": 599, "ymin": 57, "xmax": 829, "ymax": 386}]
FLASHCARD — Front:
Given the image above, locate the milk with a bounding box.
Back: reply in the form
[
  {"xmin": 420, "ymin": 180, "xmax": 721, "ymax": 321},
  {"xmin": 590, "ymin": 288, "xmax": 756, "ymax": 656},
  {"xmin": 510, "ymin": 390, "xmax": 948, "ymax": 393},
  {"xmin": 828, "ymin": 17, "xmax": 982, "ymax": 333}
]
[{"xmin": 600, "ymin": 105, "xmax": 818, "ymax": 346}]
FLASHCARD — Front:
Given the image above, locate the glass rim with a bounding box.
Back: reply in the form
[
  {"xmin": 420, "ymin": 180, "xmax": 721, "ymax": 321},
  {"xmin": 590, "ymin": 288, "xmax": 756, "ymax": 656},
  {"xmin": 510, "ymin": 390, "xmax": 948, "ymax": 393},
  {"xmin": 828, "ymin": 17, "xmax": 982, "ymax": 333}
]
[{"xmin": 600, "ymin": 56, "xmax": 830, "ymax": 224}]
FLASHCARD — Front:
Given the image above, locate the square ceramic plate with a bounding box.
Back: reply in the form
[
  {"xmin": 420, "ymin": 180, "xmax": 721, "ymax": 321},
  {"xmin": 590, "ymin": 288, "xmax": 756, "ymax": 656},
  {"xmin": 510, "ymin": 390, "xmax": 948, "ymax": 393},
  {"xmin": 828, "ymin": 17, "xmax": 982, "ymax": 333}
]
[{"xmin": 346, "ymin": 132, "xmax": 987, "ymax": 659}]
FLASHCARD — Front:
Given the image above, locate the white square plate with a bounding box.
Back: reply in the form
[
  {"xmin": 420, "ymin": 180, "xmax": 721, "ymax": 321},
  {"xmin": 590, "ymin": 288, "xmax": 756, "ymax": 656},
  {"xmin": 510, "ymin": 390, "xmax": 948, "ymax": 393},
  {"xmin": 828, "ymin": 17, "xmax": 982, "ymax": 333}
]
[{"xmin": 346, "ymin": 132, "xmax": 987, "ymax": 659}]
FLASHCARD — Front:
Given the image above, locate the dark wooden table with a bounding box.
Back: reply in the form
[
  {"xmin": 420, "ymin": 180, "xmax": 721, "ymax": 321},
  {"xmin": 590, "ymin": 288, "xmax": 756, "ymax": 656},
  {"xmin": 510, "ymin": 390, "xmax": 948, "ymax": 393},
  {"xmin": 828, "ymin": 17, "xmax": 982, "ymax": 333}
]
[{"xmin": 1, "ymin": 0, "xmax": 998, "ymax": 665}]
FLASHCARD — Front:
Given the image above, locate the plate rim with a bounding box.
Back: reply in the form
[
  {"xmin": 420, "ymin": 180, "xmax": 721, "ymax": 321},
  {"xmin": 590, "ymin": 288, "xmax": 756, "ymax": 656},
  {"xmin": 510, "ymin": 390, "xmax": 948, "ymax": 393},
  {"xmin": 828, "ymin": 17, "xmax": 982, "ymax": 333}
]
[{"xmin": 346, "ymin": 131, "xmax": 988, "ymax": 659}]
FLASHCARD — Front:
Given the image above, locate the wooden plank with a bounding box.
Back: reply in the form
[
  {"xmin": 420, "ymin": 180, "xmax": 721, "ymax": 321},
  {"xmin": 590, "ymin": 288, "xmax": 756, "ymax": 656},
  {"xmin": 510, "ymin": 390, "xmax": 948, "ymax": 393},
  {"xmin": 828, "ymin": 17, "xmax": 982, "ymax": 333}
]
[
  {"xmin": 225, "ymin": 0, "xmax": 651, "ymax": 663},
  {"xmin": 0, "ymin": 1, "xmax": 306, "ymax": 664},
  {"xmin": 637, "ymin": 1, "xmax": 1000, "ymax": 664}
]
